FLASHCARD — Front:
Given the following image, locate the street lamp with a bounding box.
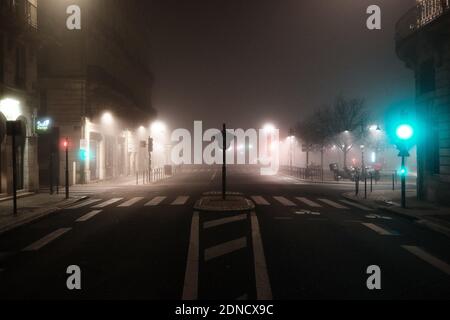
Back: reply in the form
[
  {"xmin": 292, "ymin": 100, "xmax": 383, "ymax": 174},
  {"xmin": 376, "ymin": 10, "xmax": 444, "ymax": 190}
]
[{"xmin": 101, "ymin": 112, "xmax": 114, "ymax": 125}]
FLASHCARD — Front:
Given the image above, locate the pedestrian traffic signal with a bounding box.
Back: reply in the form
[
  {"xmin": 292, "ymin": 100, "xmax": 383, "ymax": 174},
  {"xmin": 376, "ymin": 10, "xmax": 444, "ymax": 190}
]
[{"xmin": 399, "ymin": 166, "xmax": 408, "ymax": 177}]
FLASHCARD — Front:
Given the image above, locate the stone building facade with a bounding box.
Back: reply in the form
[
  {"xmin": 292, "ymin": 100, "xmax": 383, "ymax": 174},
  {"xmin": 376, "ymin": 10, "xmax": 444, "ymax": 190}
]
[{"xmin": 396, "ymin": 0, "xmax": 450, "ymax": 204}]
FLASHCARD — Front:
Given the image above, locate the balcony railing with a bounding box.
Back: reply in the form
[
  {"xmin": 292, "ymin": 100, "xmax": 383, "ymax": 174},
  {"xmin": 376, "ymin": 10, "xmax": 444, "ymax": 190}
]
[
  {"xmin": 396, "ymin": 0, "xmax": 450, "ymax": 41},
  {"xmin": 0, "ymin": 0, "xmax": 37, "ymax": 30}
]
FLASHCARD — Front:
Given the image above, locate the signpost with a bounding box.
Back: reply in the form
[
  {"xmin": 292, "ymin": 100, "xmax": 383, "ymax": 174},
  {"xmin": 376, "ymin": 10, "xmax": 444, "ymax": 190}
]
[
  {"xmin": 6, "ymin": 121, "xmax": 22, "ymax": 215},
  {"xmin": 395, "ymin": 123, "xmax": 414, "ymax": 208},
  {"xmin": 214, "ymin": 124, "xmax": 234, "ymax": 200}
]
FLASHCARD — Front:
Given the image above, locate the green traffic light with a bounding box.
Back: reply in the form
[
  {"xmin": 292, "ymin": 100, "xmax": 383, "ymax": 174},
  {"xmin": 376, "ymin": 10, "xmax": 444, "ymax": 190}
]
[
  {"xmin": 399, "ymin": 167, "xmax": 408, "ymax": 176},
  {"xmin": 396, "ymin": 124, "xmax": 414, "ymax": 140}
]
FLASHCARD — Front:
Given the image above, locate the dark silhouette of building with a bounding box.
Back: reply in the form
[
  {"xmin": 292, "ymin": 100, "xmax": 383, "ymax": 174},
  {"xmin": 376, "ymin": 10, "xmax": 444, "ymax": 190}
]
[
  {"xmin": 37, "ymin": 0, "xmax": 156, "ymax": 186},
  {"xmin": 396, "ymin": 0, "xmax": 450, "ymax": 204}
]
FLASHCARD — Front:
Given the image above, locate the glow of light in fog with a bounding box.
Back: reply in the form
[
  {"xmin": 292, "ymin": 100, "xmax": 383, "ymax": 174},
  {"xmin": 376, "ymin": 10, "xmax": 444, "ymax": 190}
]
[
  {"xmin": 371, "ymin": 152, "xmax": 376, "ymax": 163},
  {"xmin": 101, "ymin": 112, "xmax": 114, "ymax": 125},
  {"xmin": 0, "ymin": 98, "xmax": 21, "ymax": 120},
  {"xmin": 151, "ymin": 121, "xmax": 166, "ymax": 135},
  {"xmin": 263, "ymin": 123, "xmax": 275, "ymax": 133}
]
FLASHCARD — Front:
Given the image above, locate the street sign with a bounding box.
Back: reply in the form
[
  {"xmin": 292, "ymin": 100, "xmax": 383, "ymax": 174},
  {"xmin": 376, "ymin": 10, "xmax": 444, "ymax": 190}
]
[{"xmin": 35, "ymin": 118, "xmax": 52, "ymax": 134}]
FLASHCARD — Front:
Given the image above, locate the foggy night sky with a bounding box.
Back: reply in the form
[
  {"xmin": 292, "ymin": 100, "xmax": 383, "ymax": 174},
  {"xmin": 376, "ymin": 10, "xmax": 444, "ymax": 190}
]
[{"xmin": 147, "ymin": 0, "xmax": 416, "ymax": 135}]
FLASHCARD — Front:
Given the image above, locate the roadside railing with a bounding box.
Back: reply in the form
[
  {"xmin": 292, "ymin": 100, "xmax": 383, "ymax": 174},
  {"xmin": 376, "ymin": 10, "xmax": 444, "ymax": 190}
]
[
  {"xmin": 396, "ymin": 0, "xmax": 450, "ymax": 41},
  {"xmin": 135, "ymin": 165, "xmax": 183, "ymax": 185}
]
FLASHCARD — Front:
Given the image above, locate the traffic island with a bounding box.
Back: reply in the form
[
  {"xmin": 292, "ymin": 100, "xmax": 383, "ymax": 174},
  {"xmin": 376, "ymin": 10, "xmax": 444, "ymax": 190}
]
[{"xmin": 194, "ymin": 192, "xmax": 255, "ymax": 212}]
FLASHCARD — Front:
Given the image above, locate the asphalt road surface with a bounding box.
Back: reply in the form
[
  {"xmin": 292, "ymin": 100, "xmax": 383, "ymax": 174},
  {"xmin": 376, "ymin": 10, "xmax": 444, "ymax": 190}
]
[{"xmin": 0, "ymin": 166, "xmax": 449, "ymax": 300}]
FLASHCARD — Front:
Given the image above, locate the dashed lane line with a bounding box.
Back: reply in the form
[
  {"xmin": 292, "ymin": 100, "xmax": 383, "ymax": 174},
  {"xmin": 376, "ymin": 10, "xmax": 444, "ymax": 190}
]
[
  {"xmin": 22, "ymin": 228, "xmax": 72, "ymax": 251},
  {"xmin": 402, "ymin": 245, "xmax": 450, "ymax": 275},
  {"xmin": 76, "ymin": 210, "xmax": 102, "ymax": 222},
  {"xmin": 203, "ymin": 214, "xmax": 247, "ymax": 229},
  {"xmin": 182, "ymin": 212, "xmax": 199, "ymax": 300}
]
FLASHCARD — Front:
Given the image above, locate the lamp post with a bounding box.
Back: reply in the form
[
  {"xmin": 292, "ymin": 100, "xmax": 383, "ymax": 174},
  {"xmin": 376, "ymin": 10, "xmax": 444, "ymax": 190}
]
[
  {"xmin": 64, "ymin": 137, "xmax": 69, "ymax": 199},
  {"xmin": 395, "ymin": 124, "xmax": 414, "ymax": 209}
]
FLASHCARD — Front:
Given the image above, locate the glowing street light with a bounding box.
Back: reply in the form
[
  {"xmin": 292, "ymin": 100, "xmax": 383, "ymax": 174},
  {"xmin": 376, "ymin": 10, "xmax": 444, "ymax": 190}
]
[
  {"xmin": 101, "ymin": 112, "xmax": 114, "ymax": 125},
  {"xmin": 396, "ymin": 124, "xmax": 414, "ymax": 141},
  {"xmin": 263, "ymin": 123, "xmax": 275, "ymax": 133},
  {"xmin": 151, "ymin": 121, "xmax": 166, "ymax": 135},
  {"xmin": 0, "ymin": 98, "xmax": 21, "ymax": 121}
]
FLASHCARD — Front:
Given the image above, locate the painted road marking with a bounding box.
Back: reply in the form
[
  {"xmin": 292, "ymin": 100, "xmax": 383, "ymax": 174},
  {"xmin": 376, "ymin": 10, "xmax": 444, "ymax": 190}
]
[
  {"xmin": 251, "ymin": 212, "xmax": 272, "ymax": 300},
  {"xmin": 182, "ymin": 212, "xmax": 199, "ymax": 300},
  {"xmin": 118, "ymin": 197, "xmax": 144, "ymax": 207},
  {"xmin": 211, "ymin": 170, "xmax": 217, "ymax": 182},
  {"xmin": 76, "ymin": 210, "xmax": 102, "ymax": 222},
  {"xmin": 92, "ymin": 198, "xmax": 123, "ymax": 208},
  {"xmin": 172, "ymin": 196, "xmax": 190, "ymax": 205},
  {"xmin": 362, "ymin": 223, "xmax": 398, "ymax": 236},
  {"xmin": 23, "ymin": 228, "xmax": 72, "ymax": 251},
  {"xmin": 144, "ymin": 196, "xmax": 167, "ymax": 206},
  {"xmin": 317, "ymin": 198, "xmax": 349, "ymax": 209},
  {"xmin": 402, "ymin": 245, "xmax": 450, "ymax": 275},
  {"xmin": 340, "ymin": 200, "xmax": 373, "ymax": 211},
  {"xmin": 294, "ymin": 210, "xmax": 320, "ymax": 215},
  {"xmin": 366, "ymin": 214, "xmax": 392, "ymax": 220},
  {"xmin": 204, "ymin": 237, "xmax": 247, "ymax": 261},
  {"xmin": 67, "ymin": 198, "xmax": 102, "ymax": 209},
  {"xmin": 296, "ymin": 197, "xmax": 322, "ymax": 207},
  {"xmin": 273, "ymin": 196, "xmax": 296, "ymax": 207},
  {"xmin": 251, "ymin": 196, "xmax": 270, "ymax": 206},
  {"xmin": 203, "ymin": 214, "xmax": 247, "ymax": 229}
]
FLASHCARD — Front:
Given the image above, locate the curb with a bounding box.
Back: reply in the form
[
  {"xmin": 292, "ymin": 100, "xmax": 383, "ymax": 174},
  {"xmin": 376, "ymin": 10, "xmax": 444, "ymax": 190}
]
[
  {"xmin": 341, "ymin": 193, "xmax": 450, "ymax": 238},
  {"xmin": 0, "ymin": 192, "xmax": 35, "ymax": 203},
  {"xmin": 0, "ymin": 196, "xmax": 88, "ymax": 236}
]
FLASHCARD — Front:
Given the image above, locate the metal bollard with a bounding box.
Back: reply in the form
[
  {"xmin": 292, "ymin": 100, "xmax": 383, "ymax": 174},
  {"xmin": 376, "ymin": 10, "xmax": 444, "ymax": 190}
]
[
  {"xmin": 364, "ymin": 176, "xmax": 367, "ymax": 199},
  {"xmin": 370, "ymin": 172, "xmax": 373, "ymax": 192},
  {"xmin": 392, "ymin": 173, "xmax": 395, "ymax": 191}
]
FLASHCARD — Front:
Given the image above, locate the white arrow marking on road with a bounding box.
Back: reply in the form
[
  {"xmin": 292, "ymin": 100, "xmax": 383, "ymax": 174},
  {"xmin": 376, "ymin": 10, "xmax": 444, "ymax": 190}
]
[
  {"xmin": 296, "ymin": 197, "xmax": 322, "ymax": 208},
  {"xmin": 362, "ymin": 223, "xmax": 398, "ymax": 236},
  {"xmin": 340, "ymin": 200, "xmax": 373, "ymax": 211},
  {"xmin": 273, "ymin": 196, "xmax": 296, "ymax": 207},
  {"xmin": 91, "ymin": 198, "xmax": 123, "ymax": 208},
  {"xmin": 76, "ymin": 210, "xmax": 102, "ymax": 222},
  {"xmin": 402, "ymin": 245, "xmax": 450, "ymax": 275},
  {"xmin": 144, "ymin": 196, "xmax": 167, "ymax": 206},
  {"xmin": 22, "ymin": 228, "xmax": 72, "ymax": 251},
  {"xmin": 317, "ymin": 198, "xmax": 349, "ymax": 209},
  {"xmin": 251, "ymin": 196, "xmax": 270, "ymax": 206},
  {"xmin": 365, "ymin": 214, "xmax": 392, "ymax": 220}
]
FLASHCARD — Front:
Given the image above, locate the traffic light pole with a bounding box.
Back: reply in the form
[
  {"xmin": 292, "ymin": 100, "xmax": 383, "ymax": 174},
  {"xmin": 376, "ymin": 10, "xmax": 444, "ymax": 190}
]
[
  {"xmin": 65, "ymin": 138, "xmax": 69, "ymax": 199},
  {"xmin": 401, "ymin": 155, "xmax": 406, "ymax": 209},
  {"xmin": 12, "ymin": 128, "xmax": 17, "ymax": 216},
  {"xmin": 222, "ymin": 123, "xmax": 227, "ymax": 200}
]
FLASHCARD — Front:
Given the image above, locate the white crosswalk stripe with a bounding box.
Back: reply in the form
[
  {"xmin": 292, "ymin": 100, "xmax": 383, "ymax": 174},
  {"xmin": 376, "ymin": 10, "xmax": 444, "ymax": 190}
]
[
  {"xmin": 67, "ymin": 199, "xmax": 102, "ymax": 209},
  {"xmin": 172, "ymin": 196, "xmax": 190, "ymax": 205},
  {"xmin": 145, "ymin": 196, "xmax": 167, "ymax": 206},
  {"xmin": 251, "ymin": 196, "xmax": 270, "ymax": 205},
  {"xmin": 362, "ymin": 223, "xmax": 398, "ymax": 236},
  {"xmin": 273, "ymin": 196, "xmax": 296, "ymax": 206},
  {"xmin": 92, "ymin": 198, "xmax": 124, "ymax": 208},
  {"xmin": 296, "ymin": 197, "xmax": 322, "ymax": 207},
  {"xmin": 340, "ymin": 200, "xmax": 373, "ymax": 211},
  {"xmin": 76, "ymin": 210, "xmax": 102, "ymax": 222},
  {"xmin": 317, "ymin": 198, "xmax": 349, "ymax": 209},
  {"xmin": 118, "ymin": 197, "xmax": 144, "ymax": 207}
]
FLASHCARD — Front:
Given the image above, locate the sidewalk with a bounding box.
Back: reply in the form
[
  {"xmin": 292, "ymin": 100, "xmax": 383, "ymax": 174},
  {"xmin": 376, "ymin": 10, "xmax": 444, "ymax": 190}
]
[
  {"xmin": 0, "ymin": 193, "xmax": 87, "ymax": 235},
  {"xmin": 342, "ymin": 189, "xmax": 450, "ymax": 238}
]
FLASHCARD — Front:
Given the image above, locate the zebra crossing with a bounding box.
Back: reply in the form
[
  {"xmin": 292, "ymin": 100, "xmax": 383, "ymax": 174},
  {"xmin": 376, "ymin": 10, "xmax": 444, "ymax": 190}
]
[
  {"xmin": 251, "ymin": 195, "xmax": 374, "ymax": 211},
  {"xmin": 66, "ymin": 194, "xmax": 373, "ymax": 211}
]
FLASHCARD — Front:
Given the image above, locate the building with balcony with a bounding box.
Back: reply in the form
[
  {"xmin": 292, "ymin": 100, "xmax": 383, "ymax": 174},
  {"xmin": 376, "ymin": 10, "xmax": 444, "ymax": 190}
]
[
  {"xmin": 37, "ymin": 0, "xmax": 156, "ymax": 187},
  {"xmin": 396, "ymin": 0, "xmax": 450, "ymax": 204},
  {"xmin": 0, "ymin": 0, "xmax": 39, "ymax": 195}
]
